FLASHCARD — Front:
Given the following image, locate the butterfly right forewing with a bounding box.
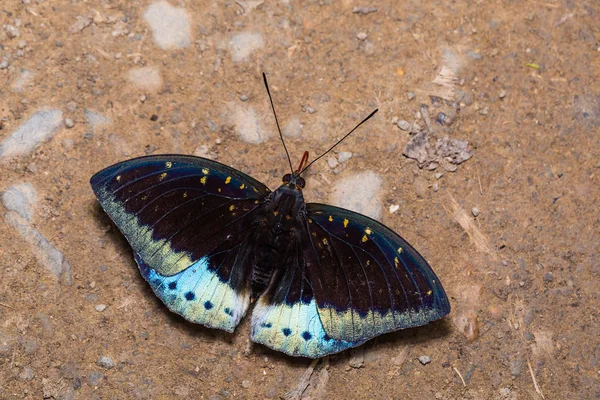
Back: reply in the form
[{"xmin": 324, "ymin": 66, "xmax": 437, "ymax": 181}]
[{"xmin": 302, "ymin": 203, "xmax": 450, "ymax": 343}]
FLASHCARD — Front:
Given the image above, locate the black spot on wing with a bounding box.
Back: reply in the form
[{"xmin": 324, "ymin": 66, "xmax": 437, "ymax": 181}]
[{"xmin": 185, "ymin": 292, "xmax": 195, "ymax": 301}]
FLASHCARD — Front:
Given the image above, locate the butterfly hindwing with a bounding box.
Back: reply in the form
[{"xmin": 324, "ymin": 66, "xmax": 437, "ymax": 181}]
[
  {"xmin": 250, "ymin": 242, "xmax": 362, "ymax": 357},
  {"xmin": 90, "ymin": 155, "xmax": 270, "ymax": 331},
  {"xmin": 303, "ymin": 203, "xmax": 450, "ymax": 343},
  {"xmin": 136, "ymin": 251, "xmax": 251, "ymax": 332}
]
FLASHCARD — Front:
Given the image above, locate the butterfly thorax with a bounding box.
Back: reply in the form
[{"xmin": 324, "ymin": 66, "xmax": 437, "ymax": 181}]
[{"xmin": 249, "ymin": 182, "xmax": 306, "ymax": 299}]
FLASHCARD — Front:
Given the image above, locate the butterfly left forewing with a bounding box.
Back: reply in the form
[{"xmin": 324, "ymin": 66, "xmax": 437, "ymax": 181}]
[
  {"xmin": 303, "ymin": 203, "xmax": 450, "ymax": 343},
  {"xmin": 90, "ymin": 154, "xmax": 270, "ymax": 332}
]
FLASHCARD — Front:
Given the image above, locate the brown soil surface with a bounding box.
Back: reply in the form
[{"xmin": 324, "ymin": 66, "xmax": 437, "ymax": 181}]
[{"xmin": 1, "ymin": 1, "xmax": 599, "ymax": 399}]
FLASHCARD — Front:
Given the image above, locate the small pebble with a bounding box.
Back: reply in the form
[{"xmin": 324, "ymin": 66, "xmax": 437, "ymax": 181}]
[
  {"xmin": 65, "ymin": 118, "xmax": 74, "ymax": 129},
  {"xmin": 407, "ymin": 91, "xmax": 416, "ymax": 100},
  {"xmin": 240, "ymin": 94, "xmax": 248, "ymax": 102},
  {"xmin": 18, "ymin": 40, "xmax": 27, "ymax": 49},
  {"xmin": 241, "ymin": 380, "xmax": 251, "ymax": 389},
  {"xmin": 338, "ymin": 151, "xmax": 352, "ymax": 162},
  {"xmin": 434, "ymin": 172, "xmax": 443, "ymax": 180},
  {"xmin": 543, "ymin": 272, "xmax": 554, "ymax": 282},
  {"xmin": 499, "ymin": 89, "xmax": 507, "ymax": 99},
  {"xmin": 96, "ymin": 356, "xmax": 115, "ymax": 370},
  {"xmin": 397, "ymin": 120, "xmax": 411, "ymax": 131},
  {"xmin": 66, "ymin": 101, "xmax": 77, "ymax": 112},
  {"xmin": 215, "ymin": 138, "xmax": 222, "ymax": 145},
  {"xmin": 418, "ymin": 355, "xmax": 431, "ymax": 365},
  {"xmin": 114, "ymin": 52, "xmax": 122, "ymax": 59},
  {"xmin": 0, "ymin": 59, "xmax": 9, "ymax": 69},
  {"xmin": 88, "ymin": 372, "xmax": 104, "ymax": 385},
  {"xmin": 303, "ymin": 105, "xmax": 316, "ymax": 114},
  {"xmin": 194, "ymin": 145, "xmax": 210, "ymax": 157},
  {"xmin": 389, "ymin": 204, "xmax": 399, "ymax": 214},
  {"xmin": 432, "ymin": 182, "xmax": 439, "ymax": 192},
  {"xmin": 19, "ymin": 367, "xmax": 34, "ymax": 381},
  {"xmin": 356, "ymin": 32, "xmax": 368, "ymax": 41},
  {"xmin": 327, "ymin": 156, "xmax": 339, "ymax": 169},
  {"xmin": 4, "ymin": 25, "xmax": 20, "ymax": 39},
  {"xmin": 95, "ymin": 304, "xmax": 107, "ymax": 312},
  {"xmin": 140, "ymin": 95, "xmax": 147, "ymax": 103},
  {"xmin": 471, "ymin": 207, "xmax": 480, "ymax": 217}
]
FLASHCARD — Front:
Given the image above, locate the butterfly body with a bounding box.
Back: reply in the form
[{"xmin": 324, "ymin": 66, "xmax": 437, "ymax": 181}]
[
  {"xmin": 91, "ymin": 154, "xmax": 450, "ymax": 358},
  {"xmin": 249, "ymin": 182, "xmax": 305, "ymax": 299}
]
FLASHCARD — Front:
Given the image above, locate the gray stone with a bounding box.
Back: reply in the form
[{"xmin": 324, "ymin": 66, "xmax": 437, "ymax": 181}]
[
  {"xmin": 330, "ymin": 171, "xmax": 382, "ymax": 220},
  {"xmin": 418, "ymin": 355, "xmax": 431, "ymax": 365},
  {"xmin": 4, "ymin": 211, "xmax": 72, "ymax": 284},
  {"xmin": 96, "ymin": 355, "xmax": 115, "ymax": 370},
  {"xmin": 127, "ymin": 66, "xmax": 162, "ymax": 91},
  {"xmin": 510, "ymin": 357, "xmax": 523, "ymax": 377},
  {"xmin": 0, "ymin": 330, "xmax": 15, "ymax": 356},
  {"xmin": 95, "ymin": 304, "xmax": 107, "ymax": 312},
  {"xmin": 543, "ymin": 272, "xmax": 554, "ymax": 282},
  {"xmin": 18, "ymin": 335, "xmax": 40, "ymax": 355},
  {"xmin": 230, "ymin": 32, "xmax": 264, "ymax": 62},
  {"xmin": 84, "ymin": 109, "xmax": 111, "ymax": 131},
  {"xmin": 327, "ymin": 156, "xmax": 339, "ymax": 169},
  {"xmin": 64, "ymin": 118, "xmax": 74, "ymax": 128},
  {"xmin": 337, "ymin": 151, "xmax": 352, "ymax": 163},
  {"xmin": 4, "ymin": 24, "xmax": 20, "ymax": 38},
  {"xmin": 143, "ymin": 1, "xmax": 191, "ymax": 50},
  {"xmin": 19, "ymin": 367, "xmax": 35, "ymax": 381},
  {"xmin": 282, "ymin": 116, "xmax": 302, "ymax": 138},
  {"xmin": 11, "ymin": 69, "xmax": 36, "ymax": 93},
  {"xmin": 397, "ymin": 120, "xmax": 411, "ymax": 131},
  {"xmin": 88, "ymin": 372, "xmax": 104, "ymax": 386},
  {"xmin": 0, "ymin": 109, "xmax": 63, "ymax": 160},
  {"xmin": 230, "ymin": 105, "xmax": 270, "ymax": 144},
  {"xmin": 1, "ymin": 183, "xmax": 36, "ymax": 221}
]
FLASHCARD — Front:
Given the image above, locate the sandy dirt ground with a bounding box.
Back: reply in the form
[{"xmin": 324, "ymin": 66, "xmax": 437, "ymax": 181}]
[{"xmin": 1, "ymin": 0, "xmax": 599, "ymax": 399}]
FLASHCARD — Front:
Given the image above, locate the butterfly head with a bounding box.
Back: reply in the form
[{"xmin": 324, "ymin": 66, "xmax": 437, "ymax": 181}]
[
  {"xmin": 282, "ymin": 150, "xmax": 309, "ymax": 190},
  {"xmin": 282, "ymin": 171, "xmax": 306, "ymax": 190}
]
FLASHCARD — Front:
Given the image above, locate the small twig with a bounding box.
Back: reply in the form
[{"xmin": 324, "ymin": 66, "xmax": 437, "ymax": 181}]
[
  {"xmin": 476, "ymin": 164, "xmax": 483, "ymax": 195},
  {"xmin": 0, "ymin": 302, "xmax": 14, "ymax": 309},
  {"xmin": 284, "ymin": 358, "xmax": 319, "ymax": 400},
  {"xmin": 420, "ymin": 104, "xmax": 433, "ymax": 134},
  {"xmin": 528, "ymin": 359, "xmax": 545, "ymax": 399},
  {"xmin": 453, "ymin": 366, "xmax": 466, "ymax": 387}
]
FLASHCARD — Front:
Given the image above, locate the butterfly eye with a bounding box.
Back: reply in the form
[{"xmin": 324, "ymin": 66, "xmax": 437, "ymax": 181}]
[
  {"xmin": 282, "ymin": 173, "xmax": 292, "ymax": 183},
  {"xmin": 296, "ymin": 177, "xmax": 306, "ymax": 188}
]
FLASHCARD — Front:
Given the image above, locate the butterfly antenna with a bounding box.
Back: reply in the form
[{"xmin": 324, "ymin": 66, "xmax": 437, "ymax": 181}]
[
  {"xmin": 263, "ymin": 73, "xmax": 294, "ymax": 174},
  {"xmin": 300, "ymin": 108, "xmax": 378, "ymax": 174}
]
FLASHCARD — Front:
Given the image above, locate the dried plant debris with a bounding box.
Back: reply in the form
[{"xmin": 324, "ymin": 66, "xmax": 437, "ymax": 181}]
[
  {"xmin": 352, "ymin": 6, "xmax": 378, "ymax": 14},
  {"xmin": 403, "ymin": 131, "xmax": 473, "ymax": 171}
]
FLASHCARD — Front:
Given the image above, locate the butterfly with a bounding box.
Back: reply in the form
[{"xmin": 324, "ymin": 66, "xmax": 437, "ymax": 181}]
[{"xmin": 90, "ymin": 74, "xmax": 450, "ymax": 358}]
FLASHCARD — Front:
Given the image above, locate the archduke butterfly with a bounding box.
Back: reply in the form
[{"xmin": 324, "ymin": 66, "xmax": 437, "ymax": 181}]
[{"xmin": 90, "ymin": 74, "xmax": 450, "ymax": 358}]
